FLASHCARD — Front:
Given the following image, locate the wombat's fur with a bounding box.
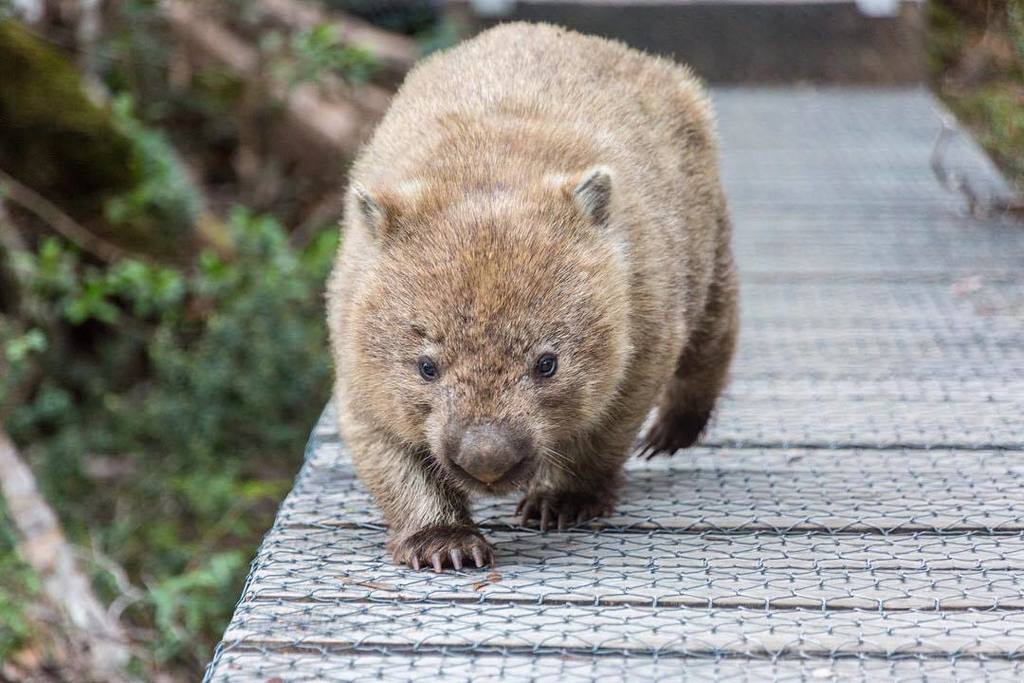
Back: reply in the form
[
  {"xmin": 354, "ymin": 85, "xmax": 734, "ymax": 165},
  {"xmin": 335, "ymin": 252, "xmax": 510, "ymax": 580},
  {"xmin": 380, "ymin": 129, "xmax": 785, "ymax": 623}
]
[{"xmin": 326, "ymin": 23, "xmax": 738, "ymax": 571}]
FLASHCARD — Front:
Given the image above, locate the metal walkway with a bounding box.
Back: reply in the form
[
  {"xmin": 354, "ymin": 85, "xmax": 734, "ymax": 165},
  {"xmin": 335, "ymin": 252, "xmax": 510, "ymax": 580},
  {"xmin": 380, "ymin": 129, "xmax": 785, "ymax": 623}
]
[{"xmin": 205, "ymin": 88, "xmax": 1024, "ymax": 681}]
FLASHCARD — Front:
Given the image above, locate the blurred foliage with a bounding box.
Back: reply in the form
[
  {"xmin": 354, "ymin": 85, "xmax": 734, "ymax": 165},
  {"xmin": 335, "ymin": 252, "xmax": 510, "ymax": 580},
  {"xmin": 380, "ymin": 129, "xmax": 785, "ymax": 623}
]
[
  {"xmin": 954, "ymin": 84, "xmax": 1024, "ymax": 185},
  {"xmin": 326, "ymin": 0, "xmax": 440, "ymax": 36},
  {"xmin": 0, "ymin": 19, "xmax": 200, "ymax": 257},
  {"xmin": 0, "ymin": 21, "xmax": 139, "ymax": 222},
  {"xmin": 0, "ymin": 0, "xmax": 426, "ymax": 676},
  {"xmin": 276, "ymin": 24, "xmax": 381, "ymax": 87},
  {"xmin": 146, "ymin": 550, "xmax": 247, "ymax": 664},
  {"xmin": 415, "ymin": 16, "xmax": 463, "ymax": 57},
  {"xmin": 103, "ymin": 95, "xmax": 201, "ymax": 255},
  {"xmin": 324, "ymin": 0, "xmax": 460, "ymax": 55},
  {"xmin": 1, "ymin": 209, "xmax": 337, "ymax": 670},
  {"xmin": 102, "ymin": 0, "xmax": 175, "ymax": 118},
  {"xmin": 928, "ymin": 0, "xmax": 1024, "ymax": 191},
  {"xmin": 102, "ymin": 0, "xmax": 245, "ymax": 168},
  {"xmin": 1012, "ymin": 0, "xmax": 1024, "ymax": 61},
  {"xmin": 0, "ymin": 503, "xmax": 39, "ymax": 660},
  {"xmin": 258, "ymin": 22, "xmax": 381, "ymax": 95}
]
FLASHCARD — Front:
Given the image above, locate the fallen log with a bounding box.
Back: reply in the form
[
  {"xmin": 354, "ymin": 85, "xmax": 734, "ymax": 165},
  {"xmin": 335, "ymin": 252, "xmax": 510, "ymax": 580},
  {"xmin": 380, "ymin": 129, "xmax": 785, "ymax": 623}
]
[
  {"xmin": 0, "ymin": 429, "xmax": 133, "ymax": 682},
  {"xmin": 255, "ymin": 0, "xmax": 418, "ymax": 83},
  {"xmin": 163, "ymin": 0, "xmax": 387, "ymax": 159}
]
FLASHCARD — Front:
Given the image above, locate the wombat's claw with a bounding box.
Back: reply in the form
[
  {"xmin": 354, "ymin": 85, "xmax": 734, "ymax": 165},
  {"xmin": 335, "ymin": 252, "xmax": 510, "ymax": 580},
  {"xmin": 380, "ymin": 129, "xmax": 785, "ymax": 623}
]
[
  {"xmin": 516, "ymin": 492, "xmax": 612, "ymax": 532},
  {"xmin": 638, "ymin": 409, "xmax": 712, "ymax": 459},
  {"xmin": 391, "ymin": 525, "xmax": 494, "ymax": 573}
]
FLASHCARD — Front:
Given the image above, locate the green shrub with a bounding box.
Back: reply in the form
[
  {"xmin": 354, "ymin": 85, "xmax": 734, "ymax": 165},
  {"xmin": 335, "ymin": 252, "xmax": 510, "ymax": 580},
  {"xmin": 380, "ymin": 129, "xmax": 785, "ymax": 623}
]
[
  {"xmin": 0, "ymin": 19, "xmax": 200, "ymax": 257},
  {"xmin": 927, "ymin": 0, "xmax": 1024, "ymax": 192},
  {"xmin": 103, "ymin": 96, "xmax": 201, "ymax": 255},
  {"xmin": 1, "ymin": 209, "xmax": 337, "ymax": 671},
  {"xmin": 0, "ymin": 20, "xmax": 138, "ymax": 219},
  {"xmin": 264, "ymin": 23, "xmax": 381, "ymax": 88},
  {"xmin": 0, "ymin": 505, "xmax": 39, "ymax": 663},
  {"xmin": 1011, "ymin": 0, "xmax": 1024, "ymax": 63}
]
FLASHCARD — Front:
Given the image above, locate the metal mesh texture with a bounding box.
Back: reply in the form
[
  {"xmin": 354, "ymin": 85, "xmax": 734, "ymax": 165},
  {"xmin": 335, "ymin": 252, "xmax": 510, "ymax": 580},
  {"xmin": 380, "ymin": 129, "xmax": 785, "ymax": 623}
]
[{"xmin": 205, "ymin": 88, "xmax": 1024, "ymax": 681}]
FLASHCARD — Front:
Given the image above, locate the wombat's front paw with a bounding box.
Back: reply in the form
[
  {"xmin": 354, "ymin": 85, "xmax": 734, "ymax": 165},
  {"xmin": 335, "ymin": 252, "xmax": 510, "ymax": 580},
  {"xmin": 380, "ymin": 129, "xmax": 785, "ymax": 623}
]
[
  {"xmin": 389, "ymin": 525, "xmax": 495, "ymax": 572},
  {"xmin": 516, "ymin": 490, "xmax": 614, "ymax": 531}
]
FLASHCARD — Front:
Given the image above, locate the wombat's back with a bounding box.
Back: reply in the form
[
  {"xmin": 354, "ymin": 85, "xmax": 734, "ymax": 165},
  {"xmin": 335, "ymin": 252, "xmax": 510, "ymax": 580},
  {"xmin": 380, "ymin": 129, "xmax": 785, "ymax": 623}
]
[{"xmin": 355, "ymin": 22, "xmax": 717, "ymax": 197}]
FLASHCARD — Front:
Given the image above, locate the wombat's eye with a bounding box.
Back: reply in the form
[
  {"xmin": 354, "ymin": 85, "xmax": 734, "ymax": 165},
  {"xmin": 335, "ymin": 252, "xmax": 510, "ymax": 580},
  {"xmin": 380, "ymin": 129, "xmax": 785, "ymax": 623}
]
[
  {"xmin": 535, "ymin": 353, "xmax": 558, "ymax": 378},
  {"xmin": 417, "ymin": 356, "xmax": 439, "ymax": 381}
]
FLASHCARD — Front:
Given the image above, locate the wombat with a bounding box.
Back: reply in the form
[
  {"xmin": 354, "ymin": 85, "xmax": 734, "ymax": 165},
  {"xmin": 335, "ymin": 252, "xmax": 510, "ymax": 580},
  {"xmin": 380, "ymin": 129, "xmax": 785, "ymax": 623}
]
[{"xmin": 326, "ymin": 23, "xmax": 738, "ymax": 571}]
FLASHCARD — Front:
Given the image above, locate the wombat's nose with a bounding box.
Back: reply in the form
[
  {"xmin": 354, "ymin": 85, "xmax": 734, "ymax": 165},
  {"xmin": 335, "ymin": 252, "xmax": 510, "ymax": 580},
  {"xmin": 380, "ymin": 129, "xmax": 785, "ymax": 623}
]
[{"xmin": 454, "ymin": 425, "xmax": 524, "ymax": 485}]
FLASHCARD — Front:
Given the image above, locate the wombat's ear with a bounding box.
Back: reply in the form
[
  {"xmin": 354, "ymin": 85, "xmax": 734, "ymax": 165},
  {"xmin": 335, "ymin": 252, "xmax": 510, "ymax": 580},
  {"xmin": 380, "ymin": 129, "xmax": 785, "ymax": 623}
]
[
  {"xmin": 351, "ymin": 181, "xmax": 424, "ymax": 243},
  {"xmin": 571, "ymin": 166, "xmax": 613, "ymax": 227},
  {"xmin": 352, "ymin": 184, "xmax": 388, "ymax": 239}
]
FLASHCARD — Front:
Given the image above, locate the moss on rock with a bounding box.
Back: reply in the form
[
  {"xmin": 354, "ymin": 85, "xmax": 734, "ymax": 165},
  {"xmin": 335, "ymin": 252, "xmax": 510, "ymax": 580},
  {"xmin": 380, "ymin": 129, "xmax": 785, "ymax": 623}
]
[
  {"xmin": 0, "ymin": 20, "xmax": 140, "ymax": 218},
  {"xmin": 0, "ymin": 20, "xmax": 199, "ymax": 256}
]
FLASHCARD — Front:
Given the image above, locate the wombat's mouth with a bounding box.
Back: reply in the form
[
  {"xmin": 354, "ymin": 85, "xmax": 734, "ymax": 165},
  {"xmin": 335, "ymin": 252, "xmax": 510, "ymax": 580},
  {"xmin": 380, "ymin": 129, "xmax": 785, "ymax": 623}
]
[{"xmin": 442, "ymin": 454, "xmax": 536, "ymax": 495}]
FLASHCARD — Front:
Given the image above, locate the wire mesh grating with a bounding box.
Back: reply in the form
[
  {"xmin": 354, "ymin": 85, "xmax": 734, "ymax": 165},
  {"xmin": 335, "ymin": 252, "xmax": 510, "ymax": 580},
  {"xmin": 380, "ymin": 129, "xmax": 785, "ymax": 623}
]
[{"xmin": 205, "ymin": 88, "xmax": 1024, "ymax": 681}]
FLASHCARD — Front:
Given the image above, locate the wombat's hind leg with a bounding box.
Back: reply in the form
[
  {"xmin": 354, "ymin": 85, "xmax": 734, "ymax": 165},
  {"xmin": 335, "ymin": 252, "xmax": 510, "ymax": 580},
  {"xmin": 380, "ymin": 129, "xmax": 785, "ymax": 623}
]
[
  {"xmin": 639, "ymin": 350, "xmax": 731, "ymax": 457},
  {"xmin": 640, "ymin": 260, "xmax": 738, "ymax": 458},
  {"xmin": 639, "ymin": 401, "xmax": 714, "ymax": 457}
]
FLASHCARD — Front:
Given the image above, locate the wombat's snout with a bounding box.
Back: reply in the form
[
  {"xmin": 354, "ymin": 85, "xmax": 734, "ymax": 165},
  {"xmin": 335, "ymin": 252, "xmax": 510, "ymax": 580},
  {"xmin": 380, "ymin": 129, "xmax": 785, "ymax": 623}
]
[{"xmin": 451, "ymin": 425, "xmax": 528, "ymax": 485}]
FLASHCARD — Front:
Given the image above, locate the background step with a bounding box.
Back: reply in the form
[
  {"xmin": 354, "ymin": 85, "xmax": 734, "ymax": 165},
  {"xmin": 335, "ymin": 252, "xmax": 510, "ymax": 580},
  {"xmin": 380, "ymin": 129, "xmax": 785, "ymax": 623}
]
[{"xmin": 461, "ymin": 0, "xmax": 927, "ymax": 83}]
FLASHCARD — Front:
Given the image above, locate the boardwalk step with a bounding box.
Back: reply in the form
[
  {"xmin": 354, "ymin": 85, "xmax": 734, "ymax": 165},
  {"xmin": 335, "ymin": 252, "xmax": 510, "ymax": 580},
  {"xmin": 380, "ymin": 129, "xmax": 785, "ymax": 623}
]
[{"xmin": 470, "ymin": 1, "xmax": 928, "ymax": 83}]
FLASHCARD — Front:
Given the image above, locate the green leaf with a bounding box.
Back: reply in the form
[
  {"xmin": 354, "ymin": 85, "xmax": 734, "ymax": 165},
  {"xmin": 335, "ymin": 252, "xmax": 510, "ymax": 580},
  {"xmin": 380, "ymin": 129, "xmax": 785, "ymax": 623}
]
[{"xmin": 4, "ymin": 328, "xmax": 48, "ymax": 363}]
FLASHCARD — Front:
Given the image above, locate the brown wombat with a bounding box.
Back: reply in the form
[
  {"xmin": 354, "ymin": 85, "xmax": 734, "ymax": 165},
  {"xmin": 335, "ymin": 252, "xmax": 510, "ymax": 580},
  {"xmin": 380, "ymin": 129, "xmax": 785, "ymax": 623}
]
[{"xmin": 326, "ymin": 22, "xmax": 738, "ymax": 571}]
